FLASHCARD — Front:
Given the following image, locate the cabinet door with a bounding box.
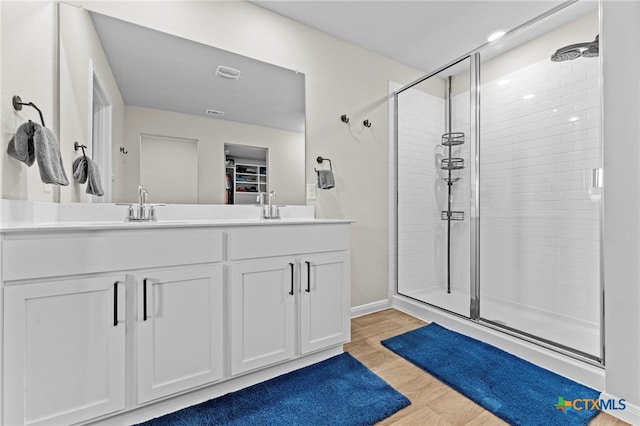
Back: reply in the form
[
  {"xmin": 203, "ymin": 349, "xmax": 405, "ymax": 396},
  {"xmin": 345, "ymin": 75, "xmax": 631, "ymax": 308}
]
[
  {"xmin": 230, "ymin": 258, "xmax": 296, "ymax": 375},
  {"xmin": 4, "ymin": 276, "xmax": 125, "ymax": 426},
  {"xmin": 137, "ymin": 265, "xmax": 224, "ymax": 404},
  {"xmin": 300, "ymin": 252, "xmax": 351, "ymax": 354}
]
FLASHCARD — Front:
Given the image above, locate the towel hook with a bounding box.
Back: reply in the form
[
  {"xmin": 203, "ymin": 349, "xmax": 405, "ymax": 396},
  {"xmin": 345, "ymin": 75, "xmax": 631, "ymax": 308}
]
[
  {"xmin": 340, "ymin": 114, "xmax": 349, "ymax": 124},
  {"xmin": 363, "ymin": 119, "xmax": 372, "ymax": 128},
  {"xmin": 120, "ymin": 147, "xmax": 128, "ymax": 154},
  {"xmin": 12, "ymin": 95, "xmax": 46, "ymax": 127},
  {"xmin": 315, "ymin": 156, "xmax": 332, "ymax": 171},
  {"xmin": 74, "ymin": 141, "xmax": 87, "ymax": 158}
]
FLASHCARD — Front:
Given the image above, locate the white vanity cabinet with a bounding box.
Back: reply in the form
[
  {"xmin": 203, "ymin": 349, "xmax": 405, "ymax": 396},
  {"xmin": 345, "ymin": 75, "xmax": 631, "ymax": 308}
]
[
  {"xmin": 3, "ymin": 275, "xmax": 126, "ymax": 426},
  {"xmin": 1, "ymin": 228, "xmax": 223, "ymax": 426},
  {"xmin": 230, "ymin": 257, "xmax": 297, "ymax": 375},
  {"xmin": 299, "ymin": 251, "xmax": 351, "ymax": 354},
  {"xmin": 135, "ymin": 265, "xmax": 224, "ymax": 404},
  {"xmin": 0, "ymin": 220, "xmax": 350, "ymax": 426},
  {"xmin": 228, "ymin": 224, "xmax": 351, "ymax": 375}
]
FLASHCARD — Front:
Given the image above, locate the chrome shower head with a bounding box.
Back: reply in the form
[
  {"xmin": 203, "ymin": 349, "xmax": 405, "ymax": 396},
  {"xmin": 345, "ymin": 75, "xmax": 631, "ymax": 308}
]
[
  {"xmin": 550, "ymin": 35, "xmax": 599, "ymax": 62},
  {"xmin": 581, "ymin": 35, "xmax": 599, "ymax": 58}
]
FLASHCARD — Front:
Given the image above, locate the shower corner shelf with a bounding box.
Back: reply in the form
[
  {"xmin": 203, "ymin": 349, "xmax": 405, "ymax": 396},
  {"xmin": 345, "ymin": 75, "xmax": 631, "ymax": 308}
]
[
  {"xmin": 442, "ymin": 177, "xmax": 461, "ymax": 184},
  {"xmin": 441, "ymin": 132, "xmax": 465, "ymax": 146},
  {"xmin": 441, "ymin": 158, "xmax": 465, "ymax": 170},
  {"xmin": 441, "ymin": 211, "xmax": 465, "ymax": 221}
]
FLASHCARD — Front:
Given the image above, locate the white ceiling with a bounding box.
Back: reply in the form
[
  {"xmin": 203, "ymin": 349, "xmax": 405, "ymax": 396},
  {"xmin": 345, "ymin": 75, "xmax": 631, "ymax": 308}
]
[
  {"xmin": 89, "ymin": 11, "xmax": 305, "ymax": 132},
  {"xmin": 88, "ymin": 1, "xmax": 593, "ymax": 132},
  {"xmin": 250, "ymin": 0, "xmax": 569, "ymax": 73}
]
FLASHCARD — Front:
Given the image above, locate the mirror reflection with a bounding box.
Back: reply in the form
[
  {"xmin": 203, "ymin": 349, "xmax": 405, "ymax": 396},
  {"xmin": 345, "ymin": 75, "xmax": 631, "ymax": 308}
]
[{"xmin": 59, "ymin": 3, "xmax": 305, "ymax": 205}]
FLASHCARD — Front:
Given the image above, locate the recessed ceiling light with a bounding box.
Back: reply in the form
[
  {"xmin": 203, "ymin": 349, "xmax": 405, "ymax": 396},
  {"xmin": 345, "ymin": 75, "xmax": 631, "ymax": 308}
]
[
  {"xmin": 215, "ymin": 65, "xmax": 241, "ymax": 80},
  {"xmin": 487, "ymin": 30, "xmax": 507, "ymax": 42},
  {"xmin": 569, "ymin": 116, "xmax": 579, "ymax": 122},
  {"xmin": 522, "ymin": 93, "xmax": 535, "ymax": 100},
  {"xmin": 497, "ymin": 79, "xmax": 510, "ymax": 86}
]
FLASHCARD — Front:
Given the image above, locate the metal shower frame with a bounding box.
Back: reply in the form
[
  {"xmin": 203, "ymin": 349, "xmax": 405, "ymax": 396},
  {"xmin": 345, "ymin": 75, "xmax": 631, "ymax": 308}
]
[{"xmin": 392, "ymin": 0, "xmax": 604, "ymax": 367}]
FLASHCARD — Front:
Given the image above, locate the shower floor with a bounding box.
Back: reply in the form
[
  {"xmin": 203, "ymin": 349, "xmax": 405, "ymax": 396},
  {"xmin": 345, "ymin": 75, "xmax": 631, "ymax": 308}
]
[{"xmin": 401, "ymin": 287, "xmax": 600, "ymax": 359}]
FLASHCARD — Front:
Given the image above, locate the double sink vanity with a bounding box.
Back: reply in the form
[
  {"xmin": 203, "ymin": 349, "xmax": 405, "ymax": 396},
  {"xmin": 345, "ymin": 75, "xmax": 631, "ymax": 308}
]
[{"xmin": 0, "ymin": 200, "xmax": 352, "ymax": 425}]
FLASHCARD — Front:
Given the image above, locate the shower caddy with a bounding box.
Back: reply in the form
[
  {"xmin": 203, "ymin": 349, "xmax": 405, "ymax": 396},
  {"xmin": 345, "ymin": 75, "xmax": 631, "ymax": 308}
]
[
  {"xmin": 440, "ymin": 132, "xmax": 465, "ymax": 294},
  {"xmin": 439, "ymin": 76, "xmax": 465, "ymax": 294}
]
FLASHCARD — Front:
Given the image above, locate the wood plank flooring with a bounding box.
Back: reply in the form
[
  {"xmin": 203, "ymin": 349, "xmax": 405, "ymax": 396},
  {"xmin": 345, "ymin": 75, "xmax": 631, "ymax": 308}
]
[{"xmin": 344, "ymin": 309, "xmax": 629, "ymax": 426}]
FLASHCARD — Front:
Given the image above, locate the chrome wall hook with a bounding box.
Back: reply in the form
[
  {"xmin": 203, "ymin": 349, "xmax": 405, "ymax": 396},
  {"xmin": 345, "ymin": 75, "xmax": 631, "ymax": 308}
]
[{"xmin": 74, "ymin": 141, "xmax": 87, "ymax": 157}]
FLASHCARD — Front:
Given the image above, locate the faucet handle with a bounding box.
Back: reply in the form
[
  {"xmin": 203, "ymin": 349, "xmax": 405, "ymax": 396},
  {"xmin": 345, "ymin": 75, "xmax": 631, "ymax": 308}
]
[
  {"xmin": 116, "ymin": 203, "xmax": 136, "ymax": 221},
  {"xmin": 256, "ymin": 192, "xmax": 266, "ymax": 206},
  {"xmin": 148, "ymin": 204, "xmax": 164, "ymax": 221}
]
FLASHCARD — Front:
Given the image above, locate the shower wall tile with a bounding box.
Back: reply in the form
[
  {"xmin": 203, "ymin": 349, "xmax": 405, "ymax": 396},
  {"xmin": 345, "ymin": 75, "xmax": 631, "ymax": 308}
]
[
  {"xmin": 395, "ymin": 56, "xmax": 600, "ymax": 329},
  {"xmin": 396, "ymin": 87, "xmax": 447, "ymax": 295},
  {"xmin": 480, "ymin": 56, "xmax": 600, "ymax": 326}
]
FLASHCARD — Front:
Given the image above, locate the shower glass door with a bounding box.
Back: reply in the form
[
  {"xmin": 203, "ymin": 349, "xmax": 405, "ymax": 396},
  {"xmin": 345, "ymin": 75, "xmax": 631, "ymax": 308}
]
[
  {"xmin": 477, "ymin": 5, "xmax": 601, "ymax": 360},
  {"xmin": 396, "ymin": 58, "xmax": 472, "ymax": 317}
]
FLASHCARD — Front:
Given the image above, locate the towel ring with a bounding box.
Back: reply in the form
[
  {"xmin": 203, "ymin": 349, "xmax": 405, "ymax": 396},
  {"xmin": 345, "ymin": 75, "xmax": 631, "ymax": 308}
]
[
  {"xmin": 316, "ymin": 156, "xmax": 332, "ymax": 170},
  {"xmin": 12, "ymin": 95, "xmax": 46, "ymax": 127},
  {"xmin": 74, "ymin": 141, "xmax": 87, "ymax": 158}
]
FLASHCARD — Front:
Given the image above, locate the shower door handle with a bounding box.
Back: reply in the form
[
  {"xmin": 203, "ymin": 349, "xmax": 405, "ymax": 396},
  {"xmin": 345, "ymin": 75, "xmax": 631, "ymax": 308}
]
[
  {"xmin": 588, "ymin": 168, "xmax": 603, "ymax": 202},
  {"xmin": 590, "ymin": 168, "xmax": 603, "ymax": 188}
]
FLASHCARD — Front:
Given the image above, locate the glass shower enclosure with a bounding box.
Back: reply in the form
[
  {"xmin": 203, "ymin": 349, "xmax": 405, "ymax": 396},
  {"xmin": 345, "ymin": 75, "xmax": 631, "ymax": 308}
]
[{"xmin": 395, "ymin": 1, "xmax": 602, "ymax": 362}]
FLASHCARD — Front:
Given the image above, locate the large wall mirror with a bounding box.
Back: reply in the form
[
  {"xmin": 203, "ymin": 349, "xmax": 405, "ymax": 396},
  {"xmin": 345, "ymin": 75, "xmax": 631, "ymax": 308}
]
[{"xmin": 59, "ymin": 2, "xmax": 306, "ymax": 205}]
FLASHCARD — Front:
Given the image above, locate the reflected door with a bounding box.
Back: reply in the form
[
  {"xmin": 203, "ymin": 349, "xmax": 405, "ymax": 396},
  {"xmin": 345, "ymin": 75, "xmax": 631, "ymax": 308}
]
[{"xmin": 140, "ymin": 134, "xmax": 199, "ymax": 204}]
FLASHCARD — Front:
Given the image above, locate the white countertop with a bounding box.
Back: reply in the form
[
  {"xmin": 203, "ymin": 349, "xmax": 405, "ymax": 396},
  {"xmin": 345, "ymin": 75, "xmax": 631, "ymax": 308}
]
[
  {"xmin": 0, "ymin": 200, "xmax": 352, "ymax": 232},
  {"xmin": 0, "ymin": 217, "xmax": 353, "ymax": 232}
]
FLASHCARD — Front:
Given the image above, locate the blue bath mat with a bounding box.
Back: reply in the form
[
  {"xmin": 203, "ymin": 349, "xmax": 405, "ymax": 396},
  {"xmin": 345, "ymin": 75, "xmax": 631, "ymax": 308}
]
[
  {"xmin": 136, "ymin": 352, "xmax": 410, "ymax": 426},
  {"xmin": 381, "ymin": 323, "xmax": 600, "ymax": 426}
]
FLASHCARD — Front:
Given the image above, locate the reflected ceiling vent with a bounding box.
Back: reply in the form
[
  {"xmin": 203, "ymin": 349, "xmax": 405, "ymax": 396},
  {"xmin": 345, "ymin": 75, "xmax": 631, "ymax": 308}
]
[
  {"xmin": 206, "ymin": 109, "xmax": 225, "ymax": 117},
  {"xmin": 215, "ymin": 65, "xmax": 241, "ymax": 80}
]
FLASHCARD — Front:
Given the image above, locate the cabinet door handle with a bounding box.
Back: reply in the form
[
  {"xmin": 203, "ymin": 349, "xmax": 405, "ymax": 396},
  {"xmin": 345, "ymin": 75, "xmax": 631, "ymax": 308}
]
[
  {"xmin": 143, "ymin": 278, "xmax": 148, "ymax": 321},
  {"xmin": 113, "ymin": 281, "xmax": 120, "ymax": 327},
  {"xmin": 305, "ymin": 261, "xmax": 311, "ymax": 293},
  {"xmin": 289, "ymin": 263, "xmax": 294, "ymax": 295}
]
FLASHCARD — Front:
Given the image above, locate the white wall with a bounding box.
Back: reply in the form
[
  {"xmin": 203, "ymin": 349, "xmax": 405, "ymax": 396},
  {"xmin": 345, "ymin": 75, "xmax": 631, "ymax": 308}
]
[
  {"xmin": 58, "ymin": 3, "xmax": 125, "ymax": 204},
  {"xmin": 1, "ymin": 2, "xmax": 58, "ymax": 202},
  {"xmin": 123, "ymin": 105, "xmax": 304, "ymax": 205},
  {"xmin": 602, "ymin": 0, "xmax": 640, "ymax": 416},
  {"xmin": 1, "ymin": 0, "xmax": 423, "ymax": 308}
]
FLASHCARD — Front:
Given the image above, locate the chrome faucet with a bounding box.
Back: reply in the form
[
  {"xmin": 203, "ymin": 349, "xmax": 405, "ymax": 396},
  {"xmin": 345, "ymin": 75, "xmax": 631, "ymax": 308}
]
[
  {"xmin": 118, "ymin": 185, "xmax": 164, "ymax": 221},
  {"xmin": 257, "ymin": 191, "xmax": 280, "ymax": 219},
  {"xmin": 138, "ymin": 185, "xmax": 148, "ymax": 219}
]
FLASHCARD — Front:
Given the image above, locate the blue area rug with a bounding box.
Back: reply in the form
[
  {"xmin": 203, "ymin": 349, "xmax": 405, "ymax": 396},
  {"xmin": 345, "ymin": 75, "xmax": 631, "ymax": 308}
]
[
  {"xmin": 381, "ymin": 323, "xmax": 601, "ymax": 426},
  {"xmin": 136, "ymin": 353, "xmax": 410, "ymax": 426}
]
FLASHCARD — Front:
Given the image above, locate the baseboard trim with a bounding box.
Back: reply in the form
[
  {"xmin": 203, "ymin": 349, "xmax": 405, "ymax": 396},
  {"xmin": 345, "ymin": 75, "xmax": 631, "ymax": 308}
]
[
  {"xmin": 599, "ymin": 392, "xmax": 640, "ymax": 425},
  {"xmin": 351, "ymin": 299, "xmax": 390, "ymax": 318}
]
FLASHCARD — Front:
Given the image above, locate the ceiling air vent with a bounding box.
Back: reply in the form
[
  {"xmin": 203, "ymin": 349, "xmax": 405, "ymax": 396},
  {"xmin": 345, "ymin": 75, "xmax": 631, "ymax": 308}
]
[
  {"xmin": 206, "ymin": 109, "xmax": 225, "ymax": 117},
  {"xmin": 215, "ymin": 65, "xmax": 241, "ymax": 80}
]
